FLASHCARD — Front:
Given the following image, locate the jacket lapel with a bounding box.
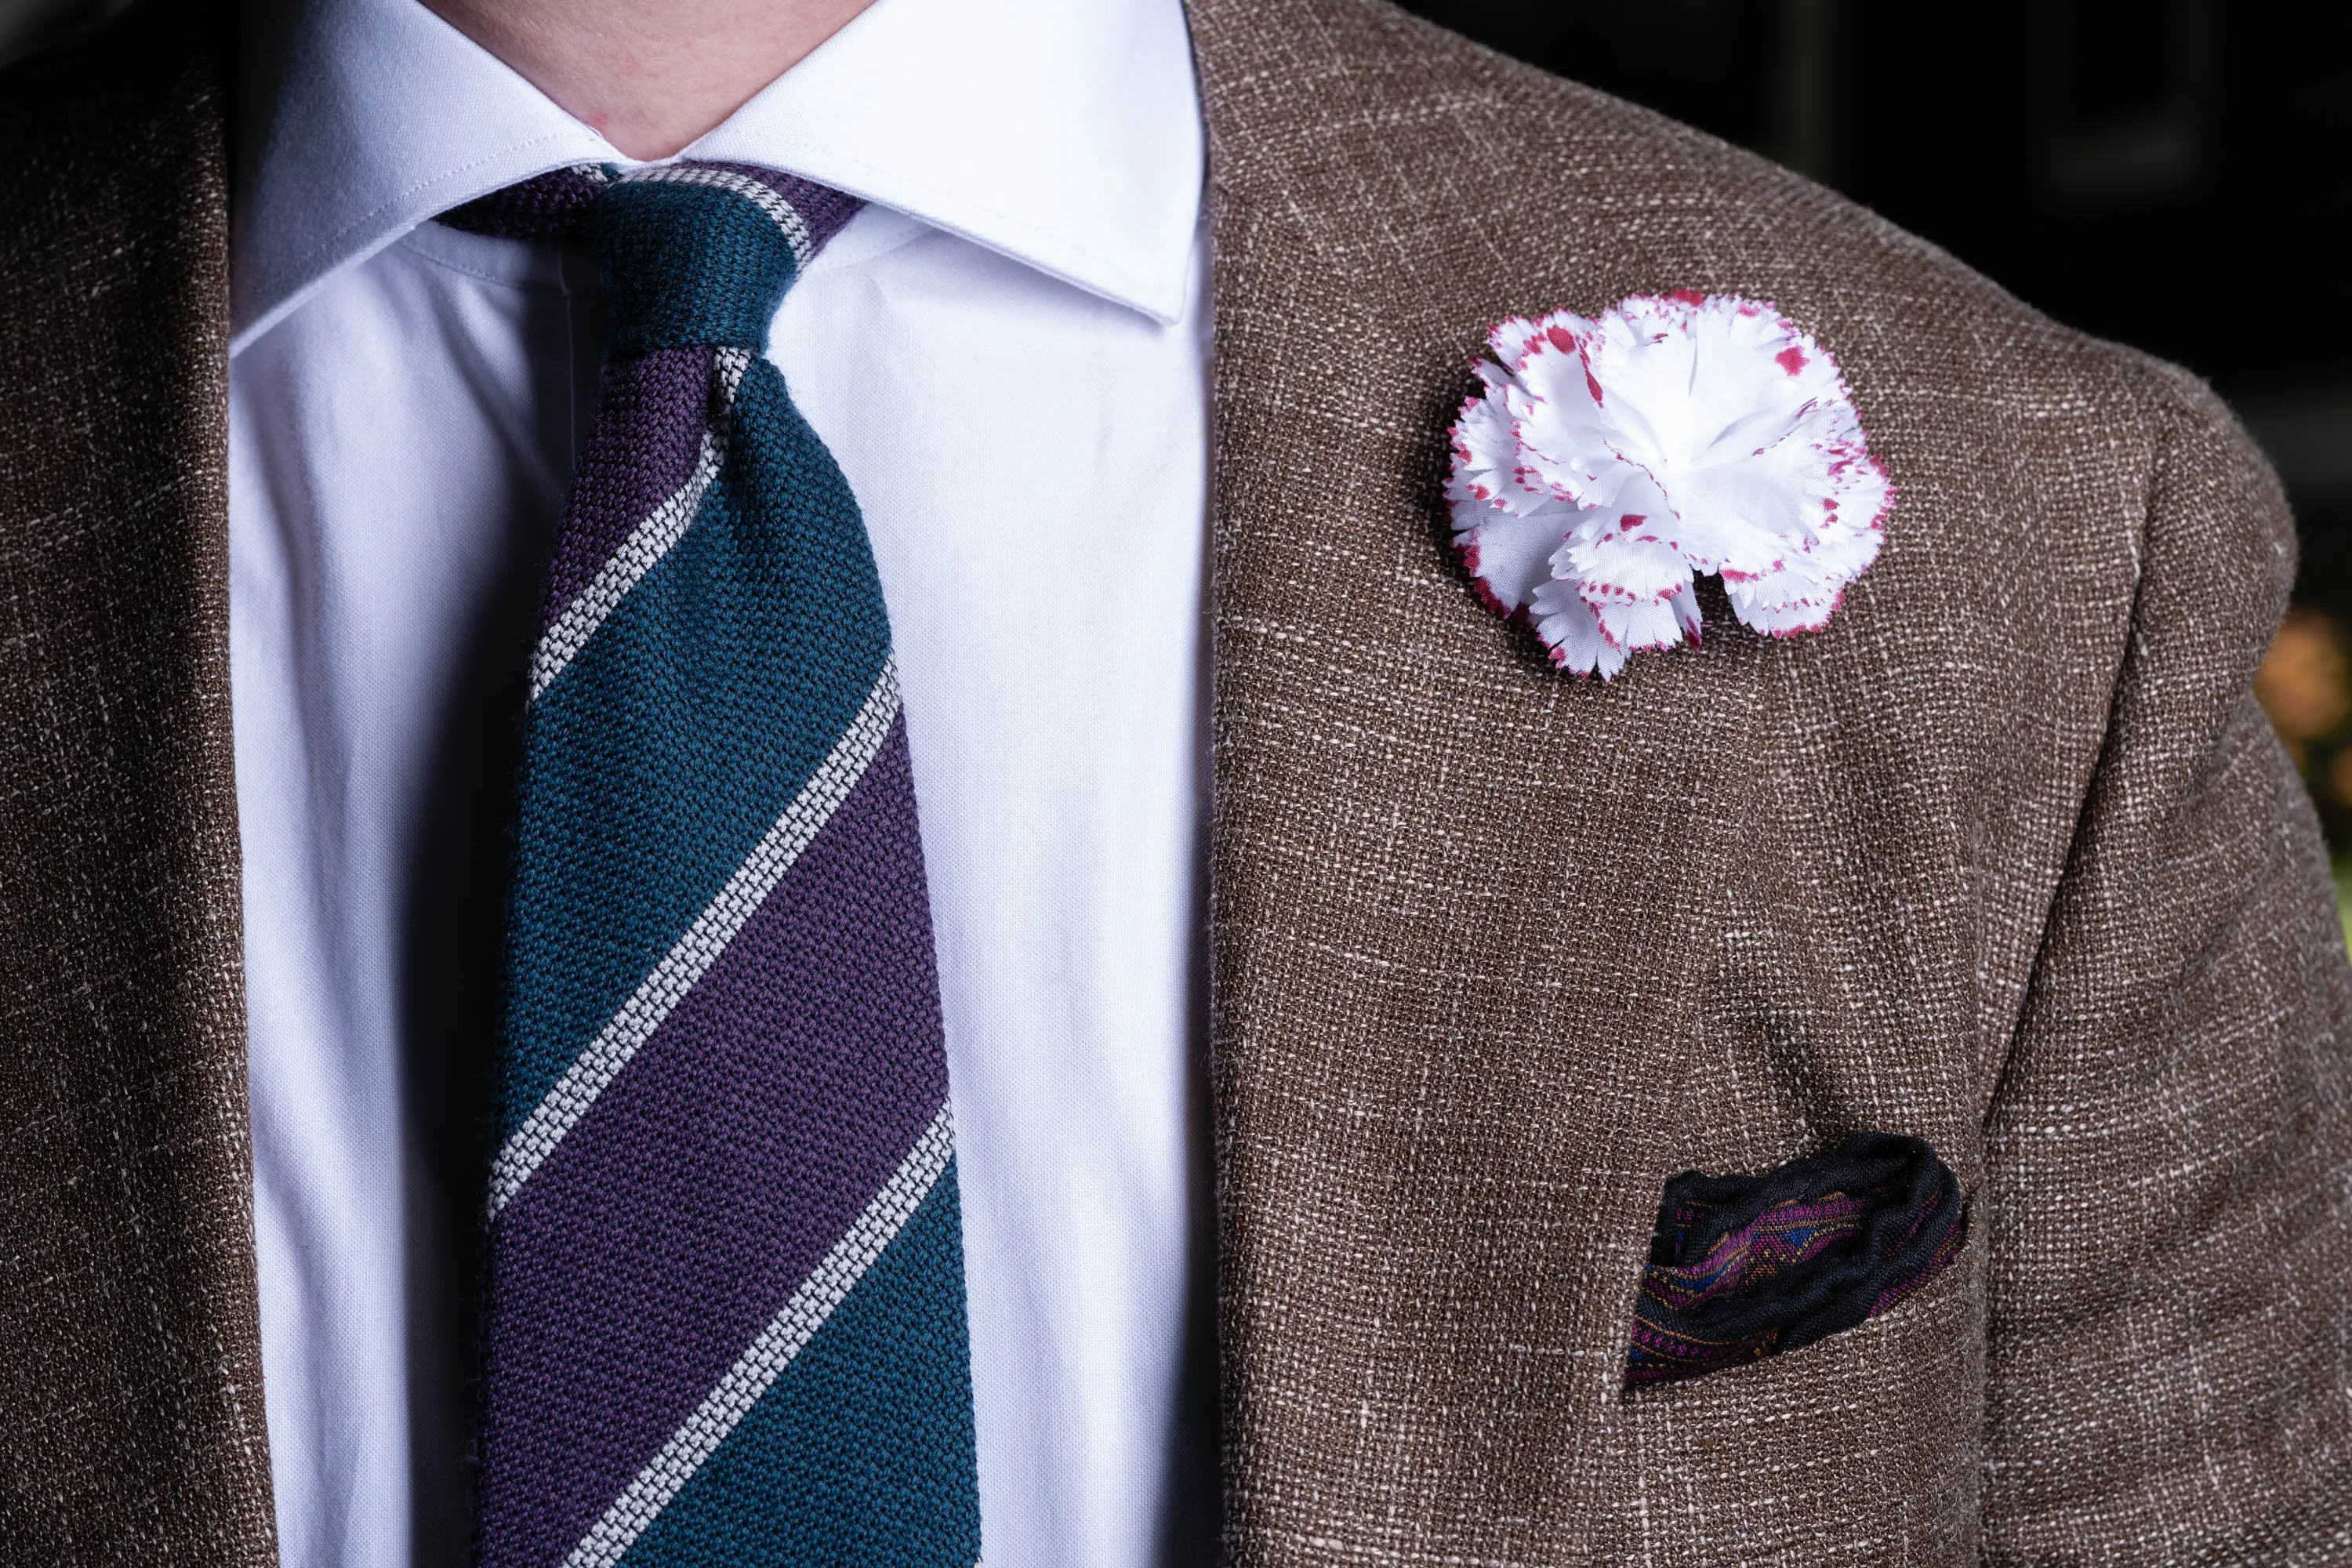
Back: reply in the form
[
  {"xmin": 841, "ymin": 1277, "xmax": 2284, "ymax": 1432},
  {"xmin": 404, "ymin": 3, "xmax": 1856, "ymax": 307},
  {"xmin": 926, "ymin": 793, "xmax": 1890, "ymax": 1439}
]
[
  {"xmin": 1189, "ymin": 0, "xmax": 1773, "ymax": 1556},
  {"xmin": 0, "ymin": 3, "xmax": 274, "ymax": 1563}
]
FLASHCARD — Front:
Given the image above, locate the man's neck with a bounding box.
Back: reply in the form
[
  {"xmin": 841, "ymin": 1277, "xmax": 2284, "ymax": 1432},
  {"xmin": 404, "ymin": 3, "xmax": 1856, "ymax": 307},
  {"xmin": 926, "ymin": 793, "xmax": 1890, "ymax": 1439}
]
[{"xmin": 420, "ymin": 0, "xmax": 879, "ymax": 160}]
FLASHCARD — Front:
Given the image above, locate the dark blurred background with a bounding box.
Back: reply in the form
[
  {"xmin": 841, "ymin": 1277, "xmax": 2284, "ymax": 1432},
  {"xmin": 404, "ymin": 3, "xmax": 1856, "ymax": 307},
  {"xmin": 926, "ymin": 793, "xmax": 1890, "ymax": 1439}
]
[
  {"xmin": 7, "ymin": 0, "xmax": 2350, "ymax": 884},
  {"xmin": 0, "ymin": 0, "xmax": 128, "ymax": 65}
]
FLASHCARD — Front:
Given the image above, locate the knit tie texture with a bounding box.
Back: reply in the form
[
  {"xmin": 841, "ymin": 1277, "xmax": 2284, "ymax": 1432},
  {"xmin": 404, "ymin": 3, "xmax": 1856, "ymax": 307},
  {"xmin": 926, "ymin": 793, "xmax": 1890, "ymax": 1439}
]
[{"xmin": 448, "ymin": 164, "xmax": 981, "ymax": 1568}]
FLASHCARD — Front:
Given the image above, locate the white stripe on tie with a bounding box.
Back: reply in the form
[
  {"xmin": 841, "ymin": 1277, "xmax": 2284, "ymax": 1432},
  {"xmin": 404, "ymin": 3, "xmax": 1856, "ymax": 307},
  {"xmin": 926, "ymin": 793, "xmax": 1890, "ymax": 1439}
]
[
  {"xmin": 531, "ymin": 348, "xmax": 751, "ymax": 702},
  {"xmin": 561, "ymin": 1104, "xmax": 957, "ymax": 1568},
  {"xmin": 617, "ymin": 165, "xmax": 817, "ymax": 268},
  {"xmin": 486, "ymin": 662, "xmax": 903, "ymax": 1218}
]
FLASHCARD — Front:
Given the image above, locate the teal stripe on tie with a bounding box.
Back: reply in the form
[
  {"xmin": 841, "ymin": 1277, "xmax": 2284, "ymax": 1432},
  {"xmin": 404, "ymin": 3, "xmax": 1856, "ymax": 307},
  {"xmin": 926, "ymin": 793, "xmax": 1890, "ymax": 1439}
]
[
  {"xmin": 596, "ymin": 180, "xmax": 804, "ymax": 355},
  {"xmin": 617, "ymin": 1165, "xmax": 982, "ymax": 1568}
]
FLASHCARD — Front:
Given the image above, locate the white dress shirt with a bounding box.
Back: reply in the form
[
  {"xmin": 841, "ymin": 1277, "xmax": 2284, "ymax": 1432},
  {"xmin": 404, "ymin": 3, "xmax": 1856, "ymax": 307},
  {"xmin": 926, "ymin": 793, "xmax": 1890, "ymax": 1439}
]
[{"xmin": 229, "ymin": 2, "xmax": 1215, "ymax": 1563}]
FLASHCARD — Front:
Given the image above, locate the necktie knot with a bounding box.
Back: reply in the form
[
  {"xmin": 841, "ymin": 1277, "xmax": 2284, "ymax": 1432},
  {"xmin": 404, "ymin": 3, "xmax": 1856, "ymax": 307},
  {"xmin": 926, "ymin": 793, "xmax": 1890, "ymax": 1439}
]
[
  {"xmin": 595, "ymin": 169, "xmax": 804, "ymax": 355},
  {"xmin": 441, "ymin": 162, "xmax": 865, "ymax": 355}
]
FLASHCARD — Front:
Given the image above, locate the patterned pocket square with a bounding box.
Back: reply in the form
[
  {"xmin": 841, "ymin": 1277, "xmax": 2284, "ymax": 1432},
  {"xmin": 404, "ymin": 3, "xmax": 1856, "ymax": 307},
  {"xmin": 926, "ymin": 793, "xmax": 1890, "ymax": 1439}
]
[{"xmin": 1626, "ymin": 1131, "xmax": 1966, "ymax": 1386}]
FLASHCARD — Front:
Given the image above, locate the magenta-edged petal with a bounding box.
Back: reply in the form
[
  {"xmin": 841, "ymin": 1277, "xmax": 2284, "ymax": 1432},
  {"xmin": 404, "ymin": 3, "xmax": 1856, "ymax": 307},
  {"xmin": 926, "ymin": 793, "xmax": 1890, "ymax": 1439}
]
[
  {"xmin": 1453, "ymin": 488, "xmax": 1577, "ymax": 616},
  {"xmin": 1529, "ymin": 579, "xmax": 1625, "ymax": 678},
  {"xmin": 1561, "ymin": 528, "xmax": 1688, "ymax": 604}
]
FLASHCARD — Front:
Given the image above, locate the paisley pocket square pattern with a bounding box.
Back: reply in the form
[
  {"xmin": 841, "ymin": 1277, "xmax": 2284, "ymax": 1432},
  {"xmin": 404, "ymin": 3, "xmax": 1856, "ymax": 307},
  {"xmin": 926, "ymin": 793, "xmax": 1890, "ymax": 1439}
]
[{"xmin": 1626, "ymin": 1131, "xmax": 1965, "ymax": 1386}]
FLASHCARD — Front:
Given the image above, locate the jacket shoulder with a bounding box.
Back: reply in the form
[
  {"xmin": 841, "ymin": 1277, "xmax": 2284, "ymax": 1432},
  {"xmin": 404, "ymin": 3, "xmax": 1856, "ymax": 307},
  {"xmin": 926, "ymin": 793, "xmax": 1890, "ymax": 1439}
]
[
  {"xmin": 0, "ymin": 0, "xmax": 228, "ymax": 292},
  {"xmin": 1201, "ymin": 0, "xmax": 2095, "ymax": 379},
  {"xmin": 0, "ymin": 0, "xmax": 229, "ymax": 510},
  {"xmin": 1195, "ymin": 0, "xmax": 2285, "ymax": 615}
]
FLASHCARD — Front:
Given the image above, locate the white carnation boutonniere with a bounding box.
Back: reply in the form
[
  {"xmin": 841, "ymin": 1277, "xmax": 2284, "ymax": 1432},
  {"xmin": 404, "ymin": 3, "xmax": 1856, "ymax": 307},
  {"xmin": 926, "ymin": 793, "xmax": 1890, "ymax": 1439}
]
[{"xmin": 1448, "ymin": 290, "xmax": 1893, "ymax": 678}]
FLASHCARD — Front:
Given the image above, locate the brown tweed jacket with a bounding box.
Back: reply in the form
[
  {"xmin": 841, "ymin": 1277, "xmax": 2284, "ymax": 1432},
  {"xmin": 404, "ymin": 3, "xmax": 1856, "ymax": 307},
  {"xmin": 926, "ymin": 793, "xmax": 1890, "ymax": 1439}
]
[{"xmin": 6, "ymin": 0, "xmax": 2350, "ymax": 1562}]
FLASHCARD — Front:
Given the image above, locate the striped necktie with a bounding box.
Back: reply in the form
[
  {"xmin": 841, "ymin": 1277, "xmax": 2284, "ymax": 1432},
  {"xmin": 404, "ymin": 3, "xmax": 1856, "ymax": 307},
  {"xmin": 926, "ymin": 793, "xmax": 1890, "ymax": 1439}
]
[{"xmin": 445, "ymin": 164, "xmax": 982, "ymax": 1568}]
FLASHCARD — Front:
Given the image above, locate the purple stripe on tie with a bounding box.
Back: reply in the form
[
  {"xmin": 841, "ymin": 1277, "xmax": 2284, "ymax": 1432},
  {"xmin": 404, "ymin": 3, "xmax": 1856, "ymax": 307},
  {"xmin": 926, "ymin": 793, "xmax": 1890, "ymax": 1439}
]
[
  {"xmin": 438, "ymin": 165, "xmax": 609, "ymax": 239},
  {"xmin": 538, "ymin": 346, "xmax": 716, "ymax": 635},
  {"xmin": 476, "ymin": 719, "xmax": 946, "ymax": 1568},
  {"xmin": 705, "ymin": 162, "xmax": 866, "ymax": 253}
]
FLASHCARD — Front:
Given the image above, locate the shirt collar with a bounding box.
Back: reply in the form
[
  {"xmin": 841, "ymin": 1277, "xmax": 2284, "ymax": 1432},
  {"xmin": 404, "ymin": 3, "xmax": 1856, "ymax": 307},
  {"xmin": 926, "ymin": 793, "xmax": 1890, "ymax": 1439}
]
[{"xmin": 234, "ymin": 0, "xmax": 1203, "ymax": 353}]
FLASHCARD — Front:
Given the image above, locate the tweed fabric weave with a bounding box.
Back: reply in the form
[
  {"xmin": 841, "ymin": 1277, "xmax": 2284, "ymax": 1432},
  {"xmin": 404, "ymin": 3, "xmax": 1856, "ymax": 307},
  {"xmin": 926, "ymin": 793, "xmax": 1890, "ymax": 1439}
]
[
  {"xmin": 460, "ymin": 166, "xmax": 980, "ymax": 1568},
  {"xmin": 7, "ymin": 0, "xmax": 2352, "ymax": 1563},
  {"xmin": 1192, "ymin": 0, "xmax": 2352, "ymax": 1562},
  {"xmin": 0, "ymin": 2, "xmax": 275, "ymax": 1563}
]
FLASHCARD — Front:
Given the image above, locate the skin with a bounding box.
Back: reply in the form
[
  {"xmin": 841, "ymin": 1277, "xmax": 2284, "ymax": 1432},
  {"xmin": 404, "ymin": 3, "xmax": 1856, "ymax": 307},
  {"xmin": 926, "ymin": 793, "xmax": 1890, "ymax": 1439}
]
[{"xmin": 422, "ymin": 0, "xmax": 881, "ymax": 159}]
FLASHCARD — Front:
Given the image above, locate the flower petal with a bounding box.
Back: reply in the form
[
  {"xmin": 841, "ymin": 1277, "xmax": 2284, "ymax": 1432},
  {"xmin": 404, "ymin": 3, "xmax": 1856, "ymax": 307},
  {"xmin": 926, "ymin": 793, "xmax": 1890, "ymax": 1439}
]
[
  {"xmin": 1450, "ymin": 382, "xmax": 1550, "ymax": 517},
  {"xmin": 1452, "ymin": 483, "xmax": 1578, "ymax": 615},
  {"xmin": 1561, "ymin": 527, "xmax": 1692, "ymax": 604},
  {"xmin": 1529, "ymin": 579, "xmax": 1628, "ymax": 677},
  {"xmin": 1671, "ymin": 579, "xmax": 1704, "ymax": 641},
  {"xmin": 1585, "ymin": 585, "xmax": 1697, "ymax": 655}
]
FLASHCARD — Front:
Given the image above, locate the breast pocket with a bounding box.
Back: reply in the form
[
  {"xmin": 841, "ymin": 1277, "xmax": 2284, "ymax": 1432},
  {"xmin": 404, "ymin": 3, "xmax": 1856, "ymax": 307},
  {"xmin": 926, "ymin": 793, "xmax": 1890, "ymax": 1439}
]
[{"xmin": 1593, "ymin": 1149, "xmax": 1985, "ymax": 1566}]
